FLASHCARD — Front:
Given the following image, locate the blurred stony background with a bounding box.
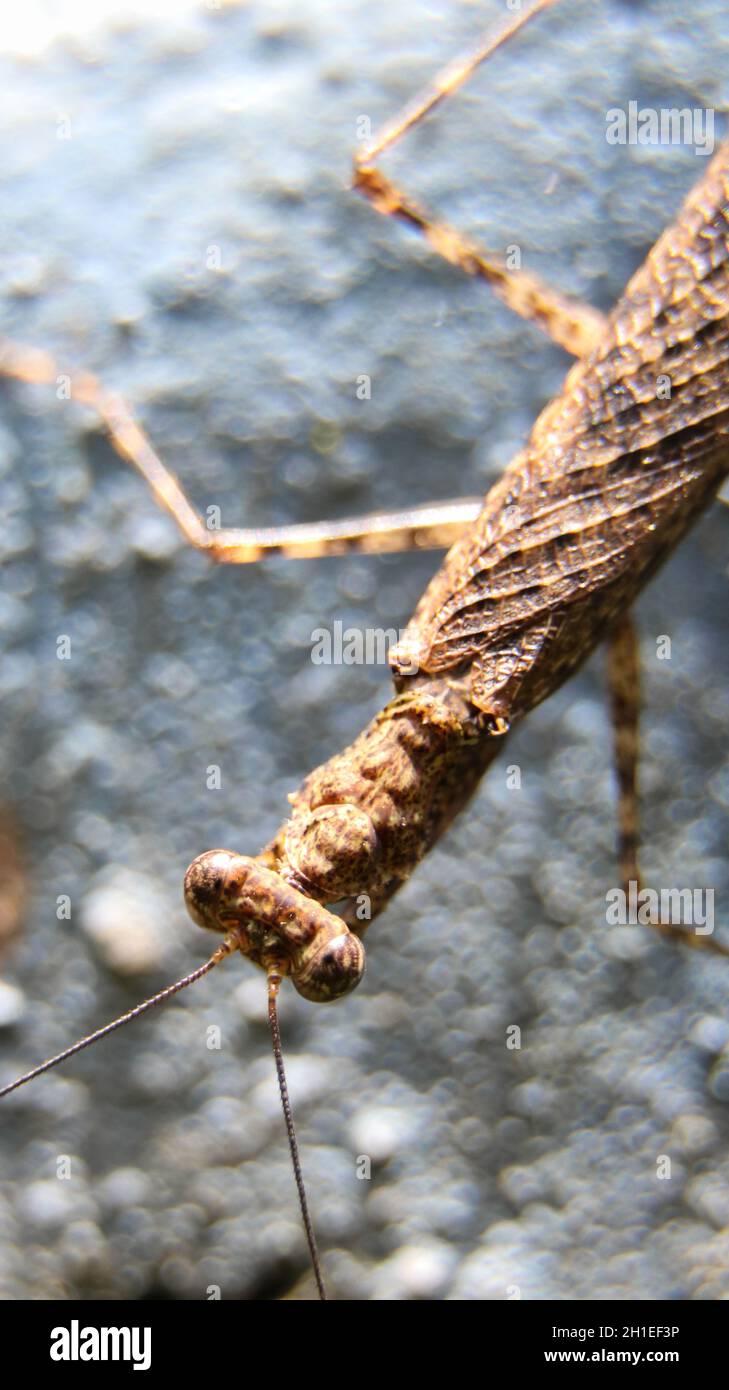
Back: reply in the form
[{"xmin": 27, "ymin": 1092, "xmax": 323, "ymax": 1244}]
[{"xmin": 1, "ymin": 0, "xmax": 729, "ymax": 1300}]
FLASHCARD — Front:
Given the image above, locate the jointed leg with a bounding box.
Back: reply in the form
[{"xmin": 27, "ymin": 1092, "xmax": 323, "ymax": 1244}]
[
  {"xmin": 606, "ymin": 615, "xmax": 729, "ymax": 957},
  {"xmin": 0, "ymin": 337, "xmax": 479, "ymax": 561},
  {"xmin": 353, "ymin": 0, "xmax": 607, "ymax": 359},
  {"xmin": 1, "ymin": 4, "xmax": 606, "ymax": 565}
]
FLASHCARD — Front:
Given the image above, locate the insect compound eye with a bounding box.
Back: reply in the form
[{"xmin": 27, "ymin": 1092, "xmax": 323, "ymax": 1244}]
[
  {"xmin": 292, "ymin": 929, "xmax": 366, "ymax": 1004},
  {"xmin": 183, "ymin": 849, "xmax": 238, "ymax": 931}
]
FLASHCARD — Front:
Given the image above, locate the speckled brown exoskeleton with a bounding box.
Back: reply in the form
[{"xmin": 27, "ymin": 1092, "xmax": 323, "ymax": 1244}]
[{"xmin": 1, "ymin": 0, "xmax": 729, "ymax": 1301}]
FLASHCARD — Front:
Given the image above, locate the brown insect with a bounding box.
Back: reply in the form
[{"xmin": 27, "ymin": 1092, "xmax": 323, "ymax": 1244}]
[{"xmin": 2, "ymin": 0, "xmax": 729, "ymax": 1301}]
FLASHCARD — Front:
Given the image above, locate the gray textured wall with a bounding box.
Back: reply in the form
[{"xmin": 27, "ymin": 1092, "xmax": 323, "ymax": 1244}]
[{"xmin": 1, "ymin": 0, "xmax": 729, "ymax": 1301}]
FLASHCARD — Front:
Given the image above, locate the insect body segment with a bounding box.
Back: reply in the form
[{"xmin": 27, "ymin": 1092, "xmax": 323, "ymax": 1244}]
[
  {"xmin": 209, "ymin": 686, "xmax": 507, "ymax": 962},
  {"xmin": 183, "ymin": 684, "xmax": 507, "ymax": 999},
  {"xmin": 391, "ymin": 144, "xmax": 729, "ymax": 726}
]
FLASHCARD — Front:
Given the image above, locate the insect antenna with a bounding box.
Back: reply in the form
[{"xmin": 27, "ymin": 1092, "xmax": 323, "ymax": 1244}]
[
  {"xmin": 267, "ymin": 972, "xmax": 327, "ymax": 1301},
  {"xmin": 0, "ymin": 947, "xmax": 229, "ymax": 1100},
  {"xmin": 0, "ymin": 938, "xmax": 328, "ymax": 1298}
]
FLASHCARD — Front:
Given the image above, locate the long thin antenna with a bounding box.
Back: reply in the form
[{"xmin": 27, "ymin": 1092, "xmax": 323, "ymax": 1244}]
[
  {"xmin": 267, "ymin": 974, "xmax": 328, "ymax": 1301},
  {"xmin": 0, "ymin": 949, "xmax": 228, "ymax": 1100}
]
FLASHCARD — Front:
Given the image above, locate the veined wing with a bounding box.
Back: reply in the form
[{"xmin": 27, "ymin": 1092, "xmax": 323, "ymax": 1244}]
[{"xmin": 394, "ymin": 142, "xmax": 729, "ymax": 694}]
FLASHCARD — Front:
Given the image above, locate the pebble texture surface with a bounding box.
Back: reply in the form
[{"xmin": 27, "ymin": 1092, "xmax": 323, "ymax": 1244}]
[{"xmin": 1, "ymin": 0, "xmax": 729, "ymax": 1300}]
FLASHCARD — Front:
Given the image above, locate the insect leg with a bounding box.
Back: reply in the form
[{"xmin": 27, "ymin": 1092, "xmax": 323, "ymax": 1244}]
[
  {"xmin": 353, "ymin": 0, "xmax": 607, "ymax": 359},
  {"xmin": 0, "ymin": 336, "xmax": 481, "ymax": 560},
  {"xmin": 606, "ymin": 616, "xmax": 729, "ymax": 957}
]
